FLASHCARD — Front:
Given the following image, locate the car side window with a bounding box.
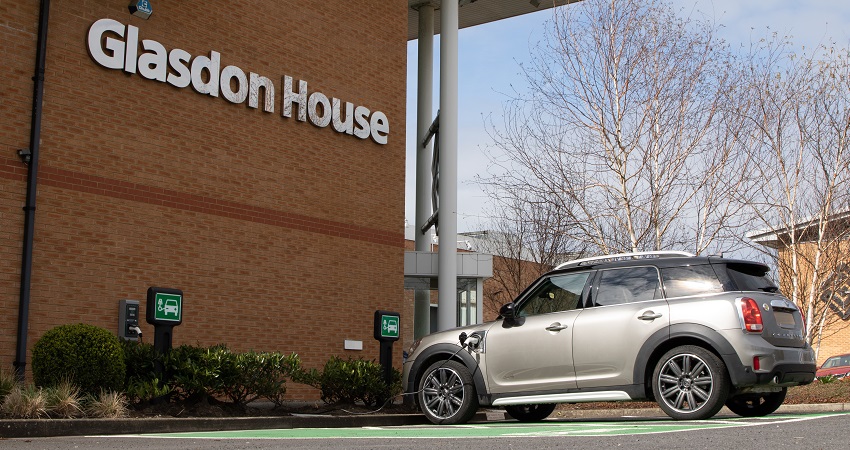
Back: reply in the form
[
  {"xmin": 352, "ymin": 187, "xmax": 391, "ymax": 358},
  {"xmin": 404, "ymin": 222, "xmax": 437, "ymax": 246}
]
[
  {"xmin": 823, "ymin": 357, "xmax": 839, "ymax": 368},
  {"xmin": 517, "ymin": 272, "xmax": 590, "ymax": 317},
  {"xmin": 593, "ymin": 266, "xmax": 660, "ymax": 306},
  {"xmin": 661, "ymin": 264, "xmax": 725, "ymax": 298}
]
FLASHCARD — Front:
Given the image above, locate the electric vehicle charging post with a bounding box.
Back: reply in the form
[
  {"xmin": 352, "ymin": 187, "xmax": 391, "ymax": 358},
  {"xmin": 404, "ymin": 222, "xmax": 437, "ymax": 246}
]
[
  {"xmin": 373, "ymin": 310, "xmax": 400, "ymax": 387},
  {"xmin": 118, "ymin": 299, "xmax": 141, "ymax": 341},
  {"xmin": 146, "ymin": 287, "xmax": 183, "ymax": 377}
]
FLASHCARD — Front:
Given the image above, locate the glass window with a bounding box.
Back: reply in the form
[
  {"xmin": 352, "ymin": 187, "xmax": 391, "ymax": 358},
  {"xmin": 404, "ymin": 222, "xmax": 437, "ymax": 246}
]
[
  {"xmin": 724, "ymin": 263, "xmax": 779, "ymax": 293},
  {"xmin": 823, "ymin": 357, "xmax": 840, "ymax": 368},
  {"xmin": 517, "ymin": 272, "xmax": 590, "ymax": 317},
  {"xmin": 594, "ymin": 267, "xmax": 660, "ymax": 306},
  {"xmin": 457, "ymin": 279, "xmax": 478, "ymax": 326},
  {"xmin": 661, "ymin": 265, "xmax": 725, "ymax": 298}
]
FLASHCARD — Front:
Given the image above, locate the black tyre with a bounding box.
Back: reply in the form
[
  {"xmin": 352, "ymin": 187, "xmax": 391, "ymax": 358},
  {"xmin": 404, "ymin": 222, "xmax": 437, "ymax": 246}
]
[
  {"xmin": 505, "ymin": 403, "xmax": 556, "ymax": 422},
  {"xmin": 652, "ymin": 345, "xmax": 730, "ymax": 420},
  {"xmin": 418, "ymin": 360, "xmax": 479, "ymax": 424},
  {"xmin": 725, "ymin": 388, "xmax": 787, "ymax": 417}
]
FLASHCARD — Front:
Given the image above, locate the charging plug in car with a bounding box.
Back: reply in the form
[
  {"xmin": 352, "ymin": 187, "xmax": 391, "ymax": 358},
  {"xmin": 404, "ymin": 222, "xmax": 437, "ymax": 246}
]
[{"xmin": 458, "ymin": 331, "xmax": 482, "ymax": 351}]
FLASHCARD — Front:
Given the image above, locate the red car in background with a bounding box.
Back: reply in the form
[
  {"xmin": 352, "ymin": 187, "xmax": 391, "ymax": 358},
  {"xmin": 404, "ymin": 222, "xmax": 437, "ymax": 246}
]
[{"xmin": 816, "ymin": 353, "xmax": 850, "ymax": 378}]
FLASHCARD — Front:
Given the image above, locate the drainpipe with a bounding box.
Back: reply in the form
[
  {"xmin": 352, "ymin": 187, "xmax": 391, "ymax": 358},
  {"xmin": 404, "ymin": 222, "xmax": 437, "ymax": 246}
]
[{"xmin": 15, "ymin": 0, "xmax": 51, "ymax": 382}]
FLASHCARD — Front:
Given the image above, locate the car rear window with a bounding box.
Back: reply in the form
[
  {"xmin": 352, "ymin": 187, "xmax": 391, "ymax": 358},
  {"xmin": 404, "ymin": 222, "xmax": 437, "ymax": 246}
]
[
  {"xmin": 720, "ymin": 262, "xmax": 779, "ymax": 293},
  {"xmin": 661, "ymin": 264, "xmax": 725, "ymax": 298}
]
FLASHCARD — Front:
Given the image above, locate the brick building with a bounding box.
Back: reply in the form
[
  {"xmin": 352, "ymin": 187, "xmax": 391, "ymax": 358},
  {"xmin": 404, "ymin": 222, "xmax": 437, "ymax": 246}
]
[
  {"xmin": 1, "ymin": 1, "xmax": 407, "ymax": 388},
  {"xmin": 748, "ymin": 212, "xmax": 850, "ymax": 364}
]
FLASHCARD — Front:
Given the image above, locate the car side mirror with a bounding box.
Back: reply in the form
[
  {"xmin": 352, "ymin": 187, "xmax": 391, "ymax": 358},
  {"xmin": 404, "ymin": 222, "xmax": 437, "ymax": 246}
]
[{"xmin": 499, "ymin": 302, "xmax": 517, "ymax": 321}]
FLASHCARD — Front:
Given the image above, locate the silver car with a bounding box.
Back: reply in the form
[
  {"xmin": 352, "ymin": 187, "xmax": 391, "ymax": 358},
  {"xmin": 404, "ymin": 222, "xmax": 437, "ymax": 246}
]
[{"xmin": 402, "ymin": 251, "xmax": 817, "ymax": 424}]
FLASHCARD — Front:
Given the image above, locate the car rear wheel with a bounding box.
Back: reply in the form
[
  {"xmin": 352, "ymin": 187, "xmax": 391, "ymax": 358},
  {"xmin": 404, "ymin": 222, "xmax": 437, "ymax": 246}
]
[
  {"xmin": 724, "ymin": 388, "xmax": 787, "ymax": 417},
  {"xmin": 504, "ymin": 403, "xmax": 556, "ymax": 422},
  {"xmin": 418, "ymin": 360, "xmax": 478, "ymax": 425},
  {"xmin": 652, "ymin": 345, "xmax": 730, "ymax": 420}
]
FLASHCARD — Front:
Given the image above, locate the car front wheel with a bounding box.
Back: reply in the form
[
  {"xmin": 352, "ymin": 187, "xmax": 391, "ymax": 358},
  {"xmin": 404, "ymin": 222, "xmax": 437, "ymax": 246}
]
[
  {"xmin": 652, "ymin": 345, "xmax": 730, "ymax": 420},
  {"xmin": 504, "ymin": 403, "xmax": 556, "ymax": 422},
  {"xmin": 725, "ymin": 388, "xmax": 787, "ymax": 417},
  {"xmin": 418, "ymin": 360, "xmax": 478, "ymax": 425}
]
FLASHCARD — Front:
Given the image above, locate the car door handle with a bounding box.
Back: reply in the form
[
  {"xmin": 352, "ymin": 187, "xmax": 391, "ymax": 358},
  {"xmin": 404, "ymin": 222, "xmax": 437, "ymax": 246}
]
[
  {"xmin": 546, "ymin": 322, "xmax": 569, "ymax": 332},
  {"xmin": 638, "ymin": 312, "xmax": 662, "ymax": 321}
]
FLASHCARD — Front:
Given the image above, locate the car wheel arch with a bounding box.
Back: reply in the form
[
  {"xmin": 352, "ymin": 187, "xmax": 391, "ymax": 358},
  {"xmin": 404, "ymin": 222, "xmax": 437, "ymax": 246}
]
[
  {"xmin": 408, "ymin": 343, "xmax": 488, "ymax": 405},
  {"xmin": 634, "ymin": 324, "xmax": 737, "ymax": 397}
]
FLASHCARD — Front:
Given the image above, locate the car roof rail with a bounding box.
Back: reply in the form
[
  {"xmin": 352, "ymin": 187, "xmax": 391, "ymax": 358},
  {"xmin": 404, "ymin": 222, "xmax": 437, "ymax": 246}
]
[{"xmin": 555, "ymin": 251, "xmax": 696, "ymax": 270}]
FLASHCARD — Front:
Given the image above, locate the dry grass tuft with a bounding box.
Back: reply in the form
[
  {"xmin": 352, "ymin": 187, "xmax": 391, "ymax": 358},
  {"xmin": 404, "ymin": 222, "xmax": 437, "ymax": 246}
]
[
  {"xmin": 86, "ymin": 390, "xmax": 129, "ymax": 418},
  {"xmin": 47, "ymin": 380, "xmax": 84, "ymax": 418},
  {"xmin": 1, "ymin": 385, "xmax": 49, "ymax": 419}
]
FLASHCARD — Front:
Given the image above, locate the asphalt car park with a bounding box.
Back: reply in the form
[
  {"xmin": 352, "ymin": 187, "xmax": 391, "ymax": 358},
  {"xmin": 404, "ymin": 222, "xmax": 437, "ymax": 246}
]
[
  {"xmin": 2, "ymin": 411, "xmax": 847, "ymax": 450},
  {"xmin": 113, "ymin": 412, "xmax": 847, "ymax": 439}
]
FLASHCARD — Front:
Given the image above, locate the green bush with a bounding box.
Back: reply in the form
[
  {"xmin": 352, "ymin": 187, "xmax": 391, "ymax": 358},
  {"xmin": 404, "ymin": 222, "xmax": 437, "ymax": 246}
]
[
  {"xmin": 121, "ymin": 340, "xmax": 160, "ymax": 389},
  {"xmin": 32, "ymin": 324, "xmax": 126, "ymax": 396},
  {"xmin": 164, "ymin": 344, "xmax": 228, "ymax": 400},
  {"xmin": 160, "ymin": 344, "xmax": 302, "ymax": 406},
  {"xmin": 125, "ymin": 377, "xmax": 172, "ymax": 404},
  {"xmin": 307, "ymin": 356, "xmax": 401, "ymax": 406},
  {"xmin": 224, "ymin": 351, "xmax": 302, "ymax": 406}
]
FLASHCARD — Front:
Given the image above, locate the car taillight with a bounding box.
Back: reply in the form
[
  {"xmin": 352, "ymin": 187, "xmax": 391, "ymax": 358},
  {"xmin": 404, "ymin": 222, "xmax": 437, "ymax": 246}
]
[{"xmin": 739, "ymin": 297, "xmax": 763, "ymax": 332}]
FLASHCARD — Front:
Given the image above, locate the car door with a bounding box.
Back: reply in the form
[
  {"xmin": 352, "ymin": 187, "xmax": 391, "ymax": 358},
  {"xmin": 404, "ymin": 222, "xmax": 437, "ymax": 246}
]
[
  {"xmin": 485, "ymin": 271, "xmax": 591, "ymax": 395},
  {"xmin": 571, "ymin": 266, "xmax": 669, "ymax": 388}
]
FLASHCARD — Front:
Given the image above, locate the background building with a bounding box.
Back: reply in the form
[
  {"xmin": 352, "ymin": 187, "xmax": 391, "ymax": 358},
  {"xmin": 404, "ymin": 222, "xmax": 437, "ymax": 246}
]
[{"xmin": 749, "ymin": 211, "xmax": 850, "ymax": 364}]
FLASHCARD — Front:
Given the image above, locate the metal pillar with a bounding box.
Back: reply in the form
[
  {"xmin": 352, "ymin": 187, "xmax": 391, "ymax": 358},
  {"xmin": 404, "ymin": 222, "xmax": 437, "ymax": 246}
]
[
  {"xmin": 413, "ymin": 3, "xmax": 435, "ymax": 340},
  {"xmin": 437, "ymin": 0, "xmax": 459, "ymax": 331}
]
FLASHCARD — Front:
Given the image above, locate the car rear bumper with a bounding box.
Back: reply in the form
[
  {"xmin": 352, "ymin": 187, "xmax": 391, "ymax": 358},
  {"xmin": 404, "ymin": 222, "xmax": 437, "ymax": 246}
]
[
  {"xmin": 756, "ymin": 362, "xmax": 817, "ymax": 385},
  {"xmin": 727, "ymin": 359, "xmax": 817, "ymax": 388}
]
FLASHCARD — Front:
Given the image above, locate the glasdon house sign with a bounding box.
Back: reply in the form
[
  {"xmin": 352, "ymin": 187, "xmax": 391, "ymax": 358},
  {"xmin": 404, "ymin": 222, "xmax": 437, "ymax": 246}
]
[{"xmin": 86, "ymin": 18, "xmax": 390, "ymax": 144}]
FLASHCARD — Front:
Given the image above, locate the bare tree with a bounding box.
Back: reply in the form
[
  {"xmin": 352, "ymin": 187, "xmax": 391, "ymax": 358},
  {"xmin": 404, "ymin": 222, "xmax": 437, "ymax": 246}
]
[
  {"xmin": 481, "ymin": 0, "xmax": 747, "ymax": 256},
  {"xmin": 740, "ymin": 36, "xmax": 850, "ymax": 355},
  {"xmin": 473, "ymin": 190, "xmax": 586, "ymax": 319}
]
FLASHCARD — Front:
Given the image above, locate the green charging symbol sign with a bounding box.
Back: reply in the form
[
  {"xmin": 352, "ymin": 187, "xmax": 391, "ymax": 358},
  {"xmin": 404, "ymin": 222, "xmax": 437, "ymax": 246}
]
[
  {"xmin": 154, "ymin": 292, "xmax": 182, "ymax": 322},
  {"xmin": 381, "ymin": 315, "xmax": 399, "ymax": 339}
]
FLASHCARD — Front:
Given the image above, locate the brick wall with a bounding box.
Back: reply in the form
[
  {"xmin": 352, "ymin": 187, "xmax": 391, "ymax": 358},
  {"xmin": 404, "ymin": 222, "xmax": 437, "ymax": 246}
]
[
  {"xmin": 777, "ymin": 243, "xmax": 850, "ymax": 364},
  {"xmin": 0, "ymin": 0, "xmax": 407, "ymax": 397}
]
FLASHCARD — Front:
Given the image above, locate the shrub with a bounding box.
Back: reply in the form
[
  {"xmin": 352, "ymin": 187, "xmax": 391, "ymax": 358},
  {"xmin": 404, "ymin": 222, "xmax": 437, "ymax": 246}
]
[
  {"xmin": 221, "ymin": 351, "xmax": 302, "ymax": 406},
  {"xmin": 308, "ymin": 356, "xmax": 401, "ymax": 406},
  {"xmin": 121, "ymin": 339, "xmax": 161, "ymax": 388},
  {"xmin": 32, "ymin": 323, "xmax": 126, "ymax": 396},
  {"xmin": 165, "ymin": 344, "xmax": 230, "ymax": 400},
  {"xmin": 122, "ymin": 343, "xmax": 303, "ymax": 407},
  {"xmin": 126, "ymin": 378, "xmax": 172, "ymax": 405}
]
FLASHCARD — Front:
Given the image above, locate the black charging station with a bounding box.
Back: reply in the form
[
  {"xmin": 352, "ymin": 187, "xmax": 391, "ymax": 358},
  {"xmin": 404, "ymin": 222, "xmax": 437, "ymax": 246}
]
[
  {"xmin": 373, "ymin": 310, "xmax": 400, "ymax": 387},
  {"xmin": 146, "ymin": 287, "xmax": 183, "ymax": 377}
]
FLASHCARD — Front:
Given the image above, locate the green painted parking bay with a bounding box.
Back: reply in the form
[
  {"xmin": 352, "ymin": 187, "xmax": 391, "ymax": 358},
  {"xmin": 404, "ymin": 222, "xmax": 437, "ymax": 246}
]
[{"xmin": 126, "ymin": 412, "xmax": 847, "ymax": 440}]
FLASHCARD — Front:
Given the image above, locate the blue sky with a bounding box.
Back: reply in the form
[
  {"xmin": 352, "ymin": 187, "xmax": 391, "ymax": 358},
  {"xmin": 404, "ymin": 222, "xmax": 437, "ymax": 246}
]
[{"xmin": 404, "ymin": 0, "xmax": 850, "ymax": 234}]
